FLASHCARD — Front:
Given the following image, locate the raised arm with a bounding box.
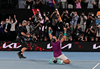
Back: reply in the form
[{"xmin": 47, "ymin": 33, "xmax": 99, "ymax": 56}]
[
  {"xmin": 14, "ymin": 15, "xmax": 18, "ymax": 24},
  {"xmin": 61, "ymin": 28, "xmax": 67, "ymax": 43},
  {"xmin": 48, "ymin": 27, "xmax": 52, "ymax": 39}
]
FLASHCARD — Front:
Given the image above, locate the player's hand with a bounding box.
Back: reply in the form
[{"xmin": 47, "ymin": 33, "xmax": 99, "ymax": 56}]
[
  {"xmin": 48, "ymin": 27, "xmax": 51, "ymax": 30},
  {"xmin": 27, "ymin": 35, "xmax": 30, "ymax": 37},
  {"xmin": 64, "ymin": 27, "xmax": 67, "ymax": 31}
]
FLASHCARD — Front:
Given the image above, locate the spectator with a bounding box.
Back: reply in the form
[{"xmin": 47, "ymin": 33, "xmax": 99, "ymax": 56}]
[
  {"xmin": 60, "ymin": 0, "xmax": 67, "ymax": 9},
  {"xmin": 25, "ymin": 0, "xmax": 35, "ymax": 9},
  {"xmin": 70, "ymin": 11, "xmax": 79, "ymax": 31},
  {"xmin": 86, "ymin": 0, "xmax": 96, "ymax": 8},
  {"xmin": 0, "ymin": 21, "xmax": 5, "ymax": 40},
  {"xmin": 3, "ymin": 18, "xmax": 11, "ymax": 40},
  {"xmin": 81, "ymin": 0, "xmax": 87, "ymax": 9},
  {"xmin": 9, "ymin": 15, "xmax": 18, "ymax": 40},
  {"xmin": 36, "ymin": 0, "xmax": 46, "ymax": 8},
  {"xmin": 67, "ymin": 0, "xmax": 74, "ymax": 9},
  {"xmin": 26, "ymin": 21, "xmax": 34, "ymax": 34},
  {"xmin": 98, "ymin": 0, "xmax": 100, "ymax": 8},
  {"xmin": 75, "ymin": 0, "xmax": 82, "ymax": 9}
]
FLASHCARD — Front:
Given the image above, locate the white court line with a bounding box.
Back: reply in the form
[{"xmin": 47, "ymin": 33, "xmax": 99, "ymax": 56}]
[{"xmin": 92, "ymin": 63, "xmax": 100, "ymax": 69}]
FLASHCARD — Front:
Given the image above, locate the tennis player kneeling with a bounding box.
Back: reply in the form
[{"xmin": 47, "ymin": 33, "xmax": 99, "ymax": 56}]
[{"xmin": 48, "ymin": 27, "xmax": 70, "ymax": 64}]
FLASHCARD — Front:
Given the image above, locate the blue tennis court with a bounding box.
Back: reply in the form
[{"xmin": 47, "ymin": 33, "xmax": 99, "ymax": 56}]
[{"xmin": 0, "ymin": 51, "xmax": 100, "ymax": 69}]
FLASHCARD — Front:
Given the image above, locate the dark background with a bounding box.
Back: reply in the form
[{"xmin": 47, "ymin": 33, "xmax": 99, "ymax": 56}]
[{"xmin": 0, "ymin": 9, "xmax": 33, "ymax": 22}]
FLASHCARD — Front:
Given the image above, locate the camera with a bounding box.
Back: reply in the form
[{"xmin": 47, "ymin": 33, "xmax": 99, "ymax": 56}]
[
  {"xmin": 72, "ymin": 13, "xmax": 75, "ymax": 16},
  {"xmin": 82, "ymin": 14, "xmax": 84, "ymax": 17}
]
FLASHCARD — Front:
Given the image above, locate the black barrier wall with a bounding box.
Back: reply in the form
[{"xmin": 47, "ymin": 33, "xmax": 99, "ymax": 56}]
[{"xmin": 0, "ymin": 41, "xmax": 100, "ymax": 52}]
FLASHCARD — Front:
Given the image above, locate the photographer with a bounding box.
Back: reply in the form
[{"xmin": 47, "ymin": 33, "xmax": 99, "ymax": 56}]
[
  {"xmin": 65, "ymin": 23, "xmax": 72, "ymax": 41},
  {"xmin": 70, "ymin": 11, "xmax": 79, "ymax": 32},
  {"xmin": 85, "ymin": 25, "xmax": 95, "ymax": 41},
  {"xmin": 43, "ymin": 12, "xmax": 51, "ymax": 41},
  {"xmin": 26, "ymin": 21, "xmax": 34, "ymax": 34},
  {"xmin": 61, "ymin": 10, "xmax": 70, "ymax": 25},
  {"xmin": 80, "ymin": 12, "xmax": 87, "ymax": 32},
  {"xmin": 34, "ymin": 22, "xmax": 43, "ymax": 41},
  {"xmin": 74, "ymin": 24, "xmax": 83, "ymax": 41},
  {"xmin": 50, "ymin": 10, "xmax": 58, "ymax": 35},
  {"xmin": 56, "ymin": 18, "xmax": 64, "ymax": 38},
  {"xmin": 95, "ymin": 14, "xmax": 100, "ymax": 40},
  {"xmin": 34, "ymin": 11, "xmax": 41, "ymax": 25},
  {"xmin": 86, "ymin": 12, "xmax": 95, "ymax": 29}
]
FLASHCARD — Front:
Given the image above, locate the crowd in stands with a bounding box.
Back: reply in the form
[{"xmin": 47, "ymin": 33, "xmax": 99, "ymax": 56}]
[
  {"xmin": 1, "ymin": 10, "xmax": 100, "ymax": 42},
  {"xmin": 1, "ymin": 0, "xmax": 100, "ymax": 9},
  {"xmin": 23, "ymin": 0, "xmax": 100, "ymax": 9}
]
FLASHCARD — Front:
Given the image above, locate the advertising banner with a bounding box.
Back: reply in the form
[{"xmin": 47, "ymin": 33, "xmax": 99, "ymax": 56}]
[{"xmin": 0, "ymin": 41, "xmax": 100, "ymax": 51}]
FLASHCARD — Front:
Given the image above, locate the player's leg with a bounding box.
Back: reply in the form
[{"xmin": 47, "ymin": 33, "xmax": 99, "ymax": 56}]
[
  {"xmin": 17, "ymin": 40, "xmax": 28, "ymax": 58},
  {"xmin": 57, "ymin": 54, "xmax": 70, "ymax": 64},
  {"xmin": 49, "ymin": 57, "xmax": 57, "ymax": 64},
  {"xmin": 63, "ymin": 59, "xmax": 70, "ymax": 64}
]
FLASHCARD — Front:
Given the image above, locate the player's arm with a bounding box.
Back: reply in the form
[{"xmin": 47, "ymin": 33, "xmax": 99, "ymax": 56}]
[
  {"xmin": 21, "ymin": 32, "xmax": 30, "ymax": 37},
  {"xmin": 48, "ymin": 27, "xmax": 52, "ymax": 39},
  {"xmin": 61, "ymin": 28, "xmax": 67, "ymax": 43}
]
